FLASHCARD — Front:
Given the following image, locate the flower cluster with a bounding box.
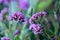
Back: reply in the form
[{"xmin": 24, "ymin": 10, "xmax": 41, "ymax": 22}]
[
  {"xmin": 29, "ymin": 11, "xmax": 47, "ymax": 24},
  {"xmin": 18, "ymin": 0, "xmax": 29, "ymax": 10},
  {"xmin": 29, "ymin": 11, "xmax": 47, "ymax": 34},
  {"xmin": 1, "ymin": 37, "xmax": 10, "ymax": 40},
  {"xmin": 10, "ymin": 12, "xmax": 25, "ymax": 22},
  {"xmin": 29, "ymin": 24, "xmax": 42, "ymax": 34}
]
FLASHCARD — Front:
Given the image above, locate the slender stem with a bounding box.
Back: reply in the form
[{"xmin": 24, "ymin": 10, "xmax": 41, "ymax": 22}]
[
  {"xmin": 50, "ymin": 13, "xmax": 58, "ymax": 35},
  {"xmin": 20, "ymin": 23, "xmax": 28, "ymax": 40},
  {"xmin": 35, "ymin": 35, "xmax": 40, "ymax": 40},
  {"xmin": 44, "ymin": 28, "xmax": 51, "ymax": 39}
]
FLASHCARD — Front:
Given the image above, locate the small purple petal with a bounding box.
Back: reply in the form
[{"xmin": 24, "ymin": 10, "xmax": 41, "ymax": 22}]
[
  {"xmin": 0, "ymin": 13, "xmax": 3, "ymax": 21},
  {"xmin": 14, "ymin": 30, "xmax": 19, "ymax": 36},
  {"xmin": 39, "ymin": 11, "xmax": 47, "ymax": 16}
]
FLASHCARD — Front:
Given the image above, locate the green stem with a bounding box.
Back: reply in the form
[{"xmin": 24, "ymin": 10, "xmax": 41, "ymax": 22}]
[
  {"xmin": 35, "ymin": 35, "xmax": 40, "ymax": 40},
  {"xmin": 20, "ymin": 23, "xmax": 28, "ymax": 40},
  {"xmin": 44, "ymin": 28, "xmax": 51, "ymax": 39},
  {"xmin": 50, "ymin": 13, "xmax": 58, "ymax": 35}
]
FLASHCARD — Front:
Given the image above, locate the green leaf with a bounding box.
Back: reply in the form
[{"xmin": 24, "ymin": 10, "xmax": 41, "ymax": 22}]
[
  {"xmin": 35, "ymin": 0, "xmax": 53, "ymax": 12},
  {"xmin": 29, "ymin": 32, "xmax": 35, "ymax": 40},
  {"xmin": 15, "ymin": 35, "xmax": 20, "ymax": 40},
  {"xmin": 49, "ymin": 13, "xmax": 58, "ymax": 35}
]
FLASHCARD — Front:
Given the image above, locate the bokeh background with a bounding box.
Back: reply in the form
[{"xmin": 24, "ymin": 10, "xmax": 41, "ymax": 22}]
[{"xmin": 0, "ymin": 0, "xmax": 60, "ymax": 40}]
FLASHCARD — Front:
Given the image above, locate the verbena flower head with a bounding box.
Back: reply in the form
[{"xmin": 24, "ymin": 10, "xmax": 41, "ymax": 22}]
[
  {"xmin": 29, "ymin": 24, "xmax": 42, "ymax": 34},
  {"xmin": 10, "ymin": 12, "xmax": 26, "ymax": 22},
  {"xmin": 18, "ymin": 0, "xmax": 29, "ymax": 10},
  {"xmin": 14, "ymin": 30, "xmax": 19, "ymax": 36},
  {"xmin": 29, "ymin": 11, "xmax": 47, "ymax": 24},
  {"xmin": 1, "ymin": 37, "xmax": 10, "ymax": 40}
]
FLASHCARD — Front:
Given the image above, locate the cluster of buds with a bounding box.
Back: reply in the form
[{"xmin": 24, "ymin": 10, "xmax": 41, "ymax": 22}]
[
  {"xmin": 29, "ymin": 11, "xmax": 47, "ymax": 34},
  {"xmin": 29, "ymin": 24, "xmax": 42, "ymax": 34},
  {"xmin": 10, "ymin": 12, "xmax": 26, "ymax": 22},
  {"xmin": 29, "ymin": 11, "xmax": 47, "ymax": 24}
]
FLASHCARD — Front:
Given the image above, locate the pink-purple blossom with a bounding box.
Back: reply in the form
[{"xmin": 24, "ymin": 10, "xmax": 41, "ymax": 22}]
[
  {"xmin": 1, "ymin": 37, "xmax": 10, "ymax": 40},
  {"xmin": 0, "ymin": 0, "xmax": 3, "ymax": 3},
  {"xmin": 0, "ymin": 0, "xmax": 9, "ymax": 5},
  {"xmin": 10, "ymin": 12, "xmax": 26, "ymax": 22},
  {"xmin": 29, "ymin": 11, "xmax": 47, "ymax": 24},
  {"xmin": 29, "ymin": 24, "xmax": 42, "ymax": 34},
  {"xmin": 39, "ymin": 11, "xmax": 47, "ymax": 16},
  {"xmin": 18, "ymin": 0, "xmax": 29, "ymax": 10},
  {"xmin": 3, "ymin": 0, "xmax": 9, "ymax": 5}
]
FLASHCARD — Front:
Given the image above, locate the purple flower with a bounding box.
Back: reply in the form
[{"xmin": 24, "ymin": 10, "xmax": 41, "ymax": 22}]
[
  {"xmin": 29, "ymin": 24, "xmax": 42, "ymax": 34},
  {"xmin": 29, "ymin": 13, "xmax": 40, "ymax": 24},
  {"xmin": 39, "ymin": 11, "xmax": 47, "ymax": 16},
  {"xmin": 1, "ymin": 37, "xmax": 10, "ymax": 40},
  {"xmin": 10, "ymin": 12, "xmax": 26, "ymax": 22},
  {"xmin": 29, "ymin": 11, "xmax": 47, "ymax": 24},
  {"xmin": 14, "ymin": 30, "xmax": 19, "ymax": 36},
  {"xmin": 0, "ymin": 0, "xmax": 9, "ymax": 5},
  {"xmin": 0, "ymin": 0, "xmax": 3, "ymax": 3},
  {"xmin": 18, "ymin": 0, "xmax": 29, "ymax": 10},
  {"xmin": 3, "ymin": 0, "xmax": 9, "ymax": 5}
]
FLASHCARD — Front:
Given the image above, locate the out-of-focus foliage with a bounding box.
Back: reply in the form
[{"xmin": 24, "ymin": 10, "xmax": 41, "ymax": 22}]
[
  {"xmin": 36, "ymin": 0, "xmax": 53, "ymax": 12},
  {"xmin": 0, "ymin": 0, "xmax": 60, "ymax": 40}
]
